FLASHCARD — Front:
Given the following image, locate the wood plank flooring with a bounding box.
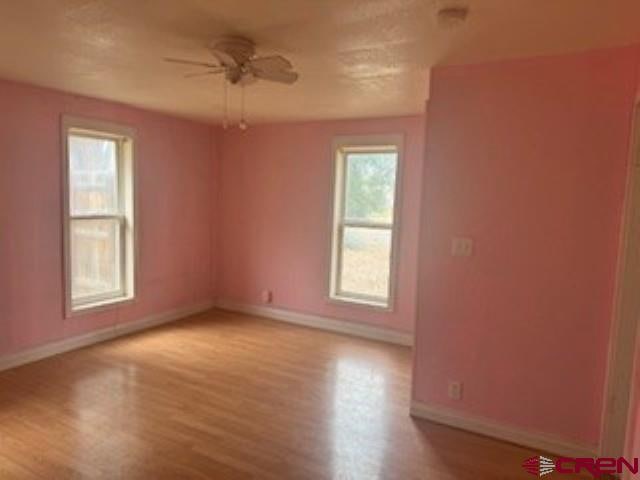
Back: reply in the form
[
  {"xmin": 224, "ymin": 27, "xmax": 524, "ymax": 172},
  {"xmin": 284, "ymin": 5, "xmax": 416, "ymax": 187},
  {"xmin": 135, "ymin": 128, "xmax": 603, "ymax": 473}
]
[{"xmin": 0, "ymin": 309, "xmax": 590, "ymax": 479}]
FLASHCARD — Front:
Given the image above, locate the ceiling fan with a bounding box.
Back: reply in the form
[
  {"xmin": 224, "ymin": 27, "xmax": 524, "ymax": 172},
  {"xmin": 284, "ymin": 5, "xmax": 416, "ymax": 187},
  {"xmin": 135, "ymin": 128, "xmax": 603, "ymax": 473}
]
[{"xmin": 164, "ymin": 36, "xmax": 299, "ymax": 86}]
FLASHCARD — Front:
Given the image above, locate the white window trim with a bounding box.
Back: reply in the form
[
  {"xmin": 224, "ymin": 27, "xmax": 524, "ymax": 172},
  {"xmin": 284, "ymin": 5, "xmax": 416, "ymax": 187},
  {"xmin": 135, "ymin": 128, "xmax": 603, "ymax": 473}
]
[
  {"xmin": 328, "ymin": 134, "xmax": 404, "ymax": 311},
  {"xmin": 61, "ymin": 115, "xmax": 138, "ymax": 318}
]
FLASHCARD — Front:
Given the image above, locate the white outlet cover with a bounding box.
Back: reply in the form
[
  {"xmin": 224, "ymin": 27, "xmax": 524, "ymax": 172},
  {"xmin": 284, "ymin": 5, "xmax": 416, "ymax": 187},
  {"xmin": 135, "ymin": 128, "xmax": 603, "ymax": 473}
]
[{"xmin": 448, "ymin": 381, "xmax": 463, "ymax": 400}]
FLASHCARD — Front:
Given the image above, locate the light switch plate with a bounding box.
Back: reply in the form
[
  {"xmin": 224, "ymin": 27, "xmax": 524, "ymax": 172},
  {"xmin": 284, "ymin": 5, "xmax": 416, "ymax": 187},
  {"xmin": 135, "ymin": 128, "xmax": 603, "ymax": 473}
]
[{"xmin": 451, "ymin": 237, "xmax": 474, "ymax": 257}]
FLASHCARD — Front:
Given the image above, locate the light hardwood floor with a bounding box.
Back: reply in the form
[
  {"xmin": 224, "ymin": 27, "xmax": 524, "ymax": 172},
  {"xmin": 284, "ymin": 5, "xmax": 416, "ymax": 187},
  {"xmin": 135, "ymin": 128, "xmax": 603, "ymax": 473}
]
[{"xmin": 0, "ymin": 309, "xmax": 589, "ymax": 479}]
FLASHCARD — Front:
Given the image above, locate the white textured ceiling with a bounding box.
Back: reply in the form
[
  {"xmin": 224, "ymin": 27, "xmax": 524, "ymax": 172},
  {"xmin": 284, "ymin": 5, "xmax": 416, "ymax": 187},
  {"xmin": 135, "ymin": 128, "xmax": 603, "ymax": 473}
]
[{"xmin": 0, "ymin": 0, "xmax": 640, "ymax": 123}]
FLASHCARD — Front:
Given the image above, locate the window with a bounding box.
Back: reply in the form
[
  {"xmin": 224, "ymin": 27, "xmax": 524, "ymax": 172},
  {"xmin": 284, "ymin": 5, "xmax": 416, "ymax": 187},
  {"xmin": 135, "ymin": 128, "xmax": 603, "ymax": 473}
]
[
  {"xmin": 329, "ymin": 135, "xmax": 402, "ymax": 308},
  {"xmin": 63, "ymin": 117, "xmax": 136, "ymax": 315}
]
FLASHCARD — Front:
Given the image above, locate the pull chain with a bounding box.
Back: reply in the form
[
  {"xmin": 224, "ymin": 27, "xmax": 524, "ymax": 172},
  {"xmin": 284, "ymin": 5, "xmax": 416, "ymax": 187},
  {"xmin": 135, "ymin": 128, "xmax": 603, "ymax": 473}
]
[
  {"xmin": 222, "ymin": 76, "xmax": 229, "ymax": 129},
  {"xmin": 239, "ymin": 83, "xmax": 248, "ymax": 130}
]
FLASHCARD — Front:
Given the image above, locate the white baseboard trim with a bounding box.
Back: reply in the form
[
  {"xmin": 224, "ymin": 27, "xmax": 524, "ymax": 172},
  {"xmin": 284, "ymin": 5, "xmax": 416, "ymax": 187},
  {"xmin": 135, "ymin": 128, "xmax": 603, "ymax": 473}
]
[
  {"xmin": 216, "ymin": 300, "xmax": 413, "ymax": 346},
  {"xmin": 410, "ymin": 401, "xmax": 597, "ymax": 458},
  {"xmin": 0, "ymin": 300, "xmax": 216, "ymax": 373}
]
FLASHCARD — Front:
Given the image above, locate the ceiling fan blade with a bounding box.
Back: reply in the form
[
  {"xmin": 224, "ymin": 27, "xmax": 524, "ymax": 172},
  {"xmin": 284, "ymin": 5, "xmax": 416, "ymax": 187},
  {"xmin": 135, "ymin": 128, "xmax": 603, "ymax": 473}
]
[
  {"xmin": 252, "ymin": 68, "xmax": 299, "ymax": 84},
  {"xmin": 164, "ymin": 57, "xmax": 222, "ymax": 69},
  {"xmin": 184, "ymin": 69, "xmax": 225, "ymax": 78},
  {"xmin": 249, "ymin": 55, "xmax": 293, "ymax": 71},
  {"xmin": 210, "ymin": 49, "xmax": 238, "ymax": 67}
]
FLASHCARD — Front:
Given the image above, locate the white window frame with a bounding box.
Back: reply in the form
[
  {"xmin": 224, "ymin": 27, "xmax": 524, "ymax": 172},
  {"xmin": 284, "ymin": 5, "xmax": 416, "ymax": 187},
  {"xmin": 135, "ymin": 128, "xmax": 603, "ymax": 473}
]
[
  {"xmin": 328, "ymin": 134, "xmax": 403, "ymax": 310},
  {"xmin": 62, "ymin": 116, "xmax": 137, "ymax": 317}
]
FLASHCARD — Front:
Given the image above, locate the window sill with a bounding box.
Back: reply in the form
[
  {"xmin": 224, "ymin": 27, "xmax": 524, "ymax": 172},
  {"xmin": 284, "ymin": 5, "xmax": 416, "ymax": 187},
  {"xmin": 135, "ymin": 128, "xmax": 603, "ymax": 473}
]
[
  {"xmin": 328, "ymin": 295, "xmax": 393, "ymax": 312},
  {"xmin": 67, "ymin": 295, "xmax": 135, "ymax": 318}
]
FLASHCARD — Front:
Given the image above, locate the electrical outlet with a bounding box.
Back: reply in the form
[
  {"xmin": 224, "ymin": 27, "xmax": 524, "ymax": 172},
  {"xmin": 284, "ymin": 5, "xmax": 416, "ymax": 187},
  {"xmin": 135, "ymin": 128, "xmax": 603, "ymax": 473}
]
[
  {"xmin": 448, "ymin": 381, "xmax": 463, "ymax": 400},
  {"xmin": 451, "ymin": 237, "xmax": 473, "ymax": 257},
  {"xmin": 261, "ymin": 290, "xmax": 273, "ymax": 304}
]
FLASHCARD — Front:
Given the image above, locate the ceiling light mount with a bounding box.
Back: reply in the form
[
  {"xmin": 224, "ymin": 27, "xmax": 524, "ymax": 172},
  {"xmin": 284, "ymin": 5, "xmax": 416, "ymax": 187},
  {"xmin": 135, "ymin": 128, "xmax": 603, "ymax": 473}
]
[{"xmin": 437, "ymin": 4, "xmax": 469, "ymax": 28}]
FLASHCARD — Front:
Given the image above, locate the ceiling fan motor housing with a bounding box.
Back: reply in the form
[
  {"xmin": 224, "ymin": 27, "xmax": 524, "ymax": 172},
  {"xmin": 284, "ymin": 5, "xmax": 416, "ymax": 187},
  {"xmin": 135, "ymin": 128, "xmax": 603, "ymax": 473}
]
[
  {"xmin": 209, "ymin": 36, "xmax": 256, "ymax": 64},
  {"xmin": 209, "ymin": 36, "xmax": 258, "ymax": 84}
]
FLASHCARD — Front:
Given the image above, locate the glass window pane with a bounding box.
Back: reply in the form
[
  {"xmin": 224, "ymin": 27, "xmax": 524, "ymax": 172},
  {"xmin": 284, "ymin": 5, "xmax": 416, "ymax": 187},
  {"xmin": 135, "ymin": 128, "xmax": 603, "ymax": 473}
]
[
  {"xmin": 71, "ymin": 218, "xmax": 121, "ymax": 301},
  {"xmin": 69, "ymin": 135, "xmax": 118, "ymax": 215},
  {"xmin": 344, "ymin": 152, "xmax": 397, "ymax": 223},
  {"xmin": 340, "ymin": 227, "xmax": 391, "ymax": 300}
]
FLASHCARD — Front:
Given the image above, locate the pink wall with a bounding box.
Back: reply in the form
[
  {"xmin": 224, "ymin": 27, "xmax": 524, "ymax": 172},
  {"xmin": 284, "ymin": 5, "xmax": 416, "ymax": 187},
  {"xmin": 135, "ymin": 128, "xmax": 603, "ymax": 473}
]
[
  {"xmin": 413, "ymin": 46, "xmax": 640, "ymax": 447},
  {"xmin": 4, "ymin": 41, "xmax": 640, "ymax": 454},
  {"xmin": 216, "ymin": 116, "xmax": 425, "ymax": 333},
  {"xmin": 0, "ymin": 79, "xmax": 217, "ymax": 357}
]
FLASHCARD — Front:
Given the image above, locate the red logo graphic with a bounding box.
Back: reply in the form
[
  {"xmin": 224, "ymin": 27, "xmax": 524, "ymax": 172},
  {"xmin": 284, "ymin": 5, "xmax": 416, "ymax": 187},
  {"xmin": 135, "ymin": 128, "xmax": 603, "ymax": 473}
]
[
  {"xmin": 522, "ymin": 456, "xmax": 555, "ymax": 477},
  {"xmin": 522, "ymin": 456, "xmax": 640, "ymax": 477}
]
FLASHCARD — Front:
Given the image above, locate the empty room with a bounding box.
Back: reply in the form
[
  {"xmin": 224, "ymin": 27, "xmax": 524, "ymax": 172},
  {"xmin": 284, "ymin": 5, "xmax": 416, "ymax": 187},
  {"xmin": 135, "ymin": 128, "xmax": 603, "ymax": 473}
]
[{"xmin": 3, "ymin": 1, "xmax": 640, "ymax": 479}]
